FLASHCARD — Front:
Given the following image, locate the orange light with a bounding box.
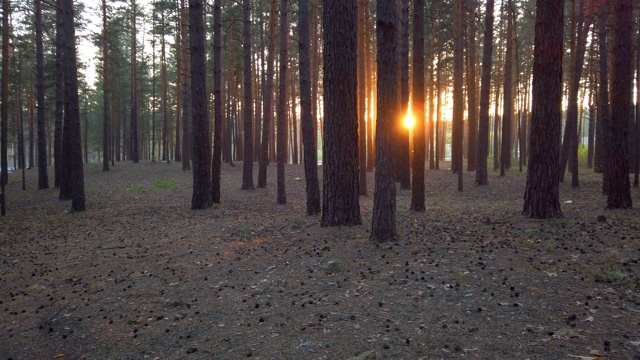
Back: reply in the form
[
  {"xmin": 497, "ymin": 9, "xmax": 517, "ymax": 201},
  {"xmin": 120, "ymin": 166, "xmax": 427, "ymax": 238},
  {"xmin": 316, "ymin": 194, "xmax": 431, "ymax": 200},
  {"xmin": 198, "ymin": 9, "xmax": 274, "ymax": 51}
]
[{"xmin": 403, "ymin": 110, "xmax": 415, "ymax": 129}]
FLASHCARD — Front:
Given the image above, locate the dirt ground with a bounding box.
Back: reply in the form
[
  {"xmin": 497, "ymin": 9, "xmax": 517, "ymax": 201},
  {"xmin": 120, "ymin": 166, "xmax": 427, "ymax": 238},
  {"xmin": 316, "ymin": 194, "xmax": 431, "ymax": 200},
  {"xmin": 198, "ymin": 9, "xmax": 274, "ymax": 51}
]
[{"xmin": 1, "ymin": 160, "xmax": 639, "ymax": 360}]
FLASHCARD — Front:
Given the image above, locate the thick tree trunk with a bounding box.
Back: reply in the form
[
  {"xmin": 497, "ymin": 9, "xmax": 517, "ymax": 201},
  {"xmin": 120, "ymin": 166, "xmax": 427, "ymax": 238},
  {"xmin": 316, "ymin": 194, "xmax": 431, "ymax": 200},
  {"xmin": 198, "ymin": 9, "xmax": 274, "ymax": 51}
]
[
  {"xmin": 322, "ymin": 0, "xmax": 362, "ymax": 227},
  {"xmin": 523, "ymin": 0, "xmax": 565, "ymax": 219},
  {"xmin": 371, "ymin": 0, "xmax": 396, "ymax": 240},
  {"xmin": 61, "ymin": 0, "xmax": 85, "ymax": 212},
  {"xmin": 410, "ymin": 0, "xmax": 425, "ymax": 211},
  {"xmin": 241, "ymin": 0, "xmax": 254, "ymax": 190},
  {"xmin": 606, "ymin": 0, "xmax": 633, "ymax": 208},
  {"xmin": 35, "ymin": 0, "xmax": 48, "ymax": 189},
  {"xmin": 189, "ymin": 0, "xmax": 212, "ymax": 209},
  {"xmin": 475, "ymin": 0, "xmax": 494, "ymax": 185}
]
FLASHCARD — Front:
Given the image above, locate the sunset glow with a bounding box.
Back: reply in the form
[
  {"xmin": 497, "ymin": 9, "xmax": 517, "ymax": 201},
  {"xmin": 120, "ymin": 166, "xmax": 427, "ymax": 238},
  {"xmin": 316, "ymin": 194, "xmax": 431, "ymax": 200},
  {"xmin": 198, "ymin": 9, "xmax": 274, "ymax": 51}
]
[{"xmin": 403, "ymin": 110, "xmax": 415, "ymax": 129}]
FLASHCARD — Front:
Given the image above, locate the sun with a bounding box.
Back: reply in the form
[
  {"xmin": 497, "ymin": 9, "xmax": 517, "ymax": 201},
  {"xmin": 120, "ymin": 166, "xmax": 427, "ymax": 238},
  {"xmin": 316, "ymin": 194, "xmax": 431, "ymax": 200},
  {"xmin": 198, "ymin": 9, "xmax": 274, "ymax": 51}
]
[{"xmin": 403, "ymin": 110, "xmax": 415, "ymax": 129}]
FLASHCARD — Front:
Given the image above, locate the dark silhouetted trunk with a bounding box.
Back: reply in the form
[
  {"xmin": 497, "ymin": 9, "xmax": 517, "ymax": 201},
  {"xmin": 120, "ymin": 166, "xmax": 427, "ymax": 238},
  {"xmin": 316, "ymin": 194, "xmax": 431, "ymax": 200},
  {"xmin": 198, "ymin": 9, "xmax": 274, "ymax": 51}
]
[
  {"xmin": 500, "ymin": 2, "xmax": 514, "ymax": 176},
  {"xmin": 397, "ymin": 0, "xmax": 410, "ymax": 190},
  {"xmin": 258, "ymin": 0, "xmax": 277, "ymax": 188},
  {"xmin": 181, "ymin": 0, "xmax": 190, "ymax": 171},
  {"xmin": 322, "ymin": 0, "xmax": 362, "ymax": 227},
  {"xmin": 54, "ymin": 0, "xmax": 63, "ymax": 187},
  {"xmin": 241, "ymin": 0, "xmax": 254, "ymax": 190},
  {"xmin": 1, "ymin": 0, "xmax": 8, "ymax": 215},
  {"xmin": 466, "ymin": 0, "xmax": 477, "ymax": 172},
  {"xmin": 357, "ymin": 0, "xmax": 367, "ymax": 195},
  {"xmin": 370, "ymin": 0, "xmax": 396, "ymax": 240},
  {"xmin": 410, "ymin": 0, "xmax": 425, "ymax": 211},
  {"xmin": 212, "ymin": 0, "xmax": 222, "ymax": 202},
  {"xmin": 276, "ymin": 0, "xmax": 288, "ymax": 201},
  {"xmin": 61, "ymin": 0, "xmax": 85, "ymax": 212},
  {"xmin": 606, "ymin": 0, "xmax": 633, "ymax": 209},
  {"xmin": 475, "ymin": 0, "xmax": 494, "ymax": 185},
  {"xmin": 299, "ymin": 0, "xmax": 321, "ymax": 214},
  {"xmin": 36, "ymin": 0, "xmax": 48, "ymax": 189},
  {"xmin": 523, "ymin": 0, "xmax": 564, "ymax": 219},
  {"xmin": 453, "ymin": 0, "xmax": 464, "ymax": 191},
  {"xmin": 102, "ymin": 0, "xmax": 110, "ymax": 171},
  {"xmin": 131, "ymin": 0, "xmax": 139, "ymax": 163}
]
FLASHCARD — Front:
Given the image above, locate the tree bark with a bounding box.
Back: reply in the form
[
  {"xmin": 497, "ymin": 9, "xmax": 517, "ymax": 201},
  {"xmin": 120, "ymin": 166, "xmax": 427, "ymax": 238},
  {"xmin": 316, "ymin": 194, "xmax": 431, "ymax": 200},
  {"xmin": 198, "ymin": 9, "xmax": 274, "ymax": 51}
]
[
  {"xmin": 181, "ymin": 0, "xmax": 190, "ymax": 171},
  {"xmin": 410, "ymin": 0, "xmax": 425, "ymax": 211},
  {"xmin": 606, "ymin": 0, "xmax": 633, "ymax": 208},
  {"xmin": 299, "ymin": 0, "xmax": 321, "ymax": 215},
  {"xmin": 131, "ymin": 0, "xmax": 139, "ymax": 163},
  {"xmin": 322, "ymin": 0, "xmax": 362, "ymax": 227},
  {"xmin": 453, "ymin": 0, "xmax": 464, "ymax": 191},
  {"xmin": 1, "ymin": 0, "xmax": 8, "ymax": 215},
  {"xmin": 475, "ymin": 0, "xmax": 494, "ymax": 185},
  {"xmin": 189, "ymin": 0, "xmax": 212, "ymax": 209},
  {"xmin": 523, "ymin": 0, "xmax": 564, "ymax": 219},
  {"xmin": 61, "ymin": 0, "xmax": 85, "ymax": 212},
  {"xmin": 371, "ymin": 0, "xmax": 397, "ymax": 240},
  {"xmin": 500, "ymin": 1, "xmax": 514, "ymax": 176},
  {"xmin": 466, "ymin": 0, "xmax": 478, "ymax": 172},
  {"xmin": 54, "ymin": 0, "xmax": 64, "ymax": 187},
  {"xmin": 357, "ymin": 0, "xmax": 368, "ymax": 195},
  {"xmin": 35, "ymin": 0, "xmax": 48, "ymax": 189},
  {"xmin": 397, "ymin": 0, "xmax": 410, "ymax": 190},
  {"xmin": 102, "ymin": 0, "xmax": 110, "ymax": 171},
  {"xmin": 241, "ymin": 0, "xmax": 254, "ymax": 190},
  {"xmin": 258, "ymin": 0, "xmax": 277, "ymax": 188},
  {"xmin": 212, "ymin": 0, "xmax": 222, "ymax": 202},
  {"xmin": 275, "ymin": 0, "xmax": 288, "ymax": 202}
]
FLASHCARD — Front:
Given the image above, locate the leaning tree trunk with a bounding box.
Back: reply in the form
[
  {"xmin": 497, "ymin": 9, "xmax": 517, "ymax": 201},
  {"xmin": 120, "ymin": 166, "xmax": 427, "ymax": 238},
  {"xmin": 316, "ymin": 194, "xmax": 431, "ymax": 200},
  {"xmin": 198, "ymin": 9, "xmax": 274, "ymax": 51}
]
[
  {"xmin": 523, "ymin": 0, "xmax": 564, "ymax": 219},
  {"xmin": 606, "ymin": 0, "xmax": 633, "ymax": 209},
  {"xmin": 370, "ymin": 0, "xmax": 396, "ymax": 240},
  {"xmin": 322, "ymin": 0, "xmax": 362, "ymax": 227},
  {"xmin": 35, "ymin": 0, "xmax": 48, "ymax": 189}
]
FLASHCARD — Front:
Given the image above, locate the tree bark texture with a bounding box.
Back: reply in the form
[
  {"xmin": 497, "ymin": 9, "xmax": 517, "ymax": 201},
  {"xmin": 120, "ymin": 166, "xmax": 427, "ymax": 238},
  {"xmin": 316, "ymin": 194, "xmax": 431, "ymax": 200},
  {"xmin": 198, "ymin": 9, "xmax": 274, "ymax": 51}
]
[
  {"xmin": 606, "ymin": 0, "xmax": 633, "ymax": 209},
  {"xmin": 189, "ymin": 0, "xmax": 212, "ymax": 209},
  {"xmin": 523, "ymin": 0, "xmax": 564, "ymax": 219},
  {"xmin": 475, "ymin": 0, "xmax": 494, "ymax": 185},
  {"xmin": 371, "ymin": 0, "xmax": 397, "ymax": 240},
  {"xmin": 299, "ymin": 0, "xmax": 321, "ymax": 215},
  {"xmin": 241, "ymin": 0, "xmax": 254, "ymax": 190},
  {"xmin": 322, "ymin": 0, "xmax": 362, "ymax": 227},
  {"xmin": 410, "ymin": 0, "xmax": 425, "ymax": 211}
]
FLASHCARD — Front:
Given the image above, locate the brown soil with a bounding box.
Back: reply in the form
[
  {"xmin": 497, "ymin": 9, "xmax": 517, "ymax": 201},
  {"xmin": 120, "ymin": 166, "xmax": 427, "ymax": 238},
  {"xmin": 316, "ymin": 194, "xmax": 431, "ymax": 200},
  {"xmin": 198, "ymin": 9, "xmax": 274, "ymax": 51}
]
[{"xmin": 1, "ymin": 161, "xmax": 640, "ymax": 360}]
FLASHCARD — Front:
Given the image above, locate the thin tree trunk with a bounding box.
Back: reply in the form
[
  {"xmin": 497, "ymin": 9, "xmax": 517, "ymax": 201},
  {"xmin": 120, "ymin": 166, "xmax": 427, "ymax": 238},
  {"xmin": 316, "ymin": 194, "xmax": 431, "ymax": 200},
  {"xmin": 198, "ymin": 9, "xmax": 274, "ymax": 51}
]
[
  {"xmin": 276, "ymin": 0, "xmax": 288, "ymax": 202},
  {"xmin": 241, "ymin": 0, "xmax": 255, "ymax": 190},
  {"xmin": 54, "ymin": 0, "xmax": 64, "ymax": 187},
  {"xmin": 357, "ymin": 0, "xmax": 368, "ymax": 195},
  {"xmin": 397, "ymin": 0, "xmax": 410, "ymax": 189},
  {"xmin": 181, "ymin": 0, "xmax": 191, "ymax": 171},
  {"xmin": 0, "ymin": 0, "xmax": 8, "ymax": 215},
  {"xmin": 453, "ymin": 0, "xmax": 464, "ymax": 191},
  {"xmin": 212, "ymin": 0, "xmax": 222, "ymax": 202},
  {"xmin": 466, "ymin": 0, "xmax": 477, "ymax": 172},
  {"xmin": 258, "ymin": 0, "xmax": 277, "ymax": 188},
  {"xmin": 299, "ymin": 0, "xmax": 321, "ymax": 214},
  {"xmin": 102, "ymin": 0, "xmax": 110, "ymax": 171},
  {"xmin": 500, "ymin": 1, "xmax": 514, "ymax": 176},
  {"xmin": 410, "ymin": 0, "xmax": 425, "ymax": 211},
  {"xmin": 131, "ymin": 0, "xmax": 139, "ymax": 163},
  {"xmin": 35, "ymin": 0, "xmax": 48, "ymax": 189}
]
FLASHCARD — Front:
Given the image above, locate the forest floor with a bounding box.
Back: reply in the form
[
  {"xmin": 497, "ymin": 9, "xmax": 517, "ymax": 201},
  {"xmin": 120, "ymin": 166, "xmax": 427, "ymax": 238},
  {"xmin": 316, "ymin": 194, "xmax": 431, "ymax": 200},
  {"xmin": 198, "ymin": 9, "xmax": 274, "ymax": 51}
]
[{"xmin": 1, "ymin": 160, "xmax": 640, "ymax": 360}]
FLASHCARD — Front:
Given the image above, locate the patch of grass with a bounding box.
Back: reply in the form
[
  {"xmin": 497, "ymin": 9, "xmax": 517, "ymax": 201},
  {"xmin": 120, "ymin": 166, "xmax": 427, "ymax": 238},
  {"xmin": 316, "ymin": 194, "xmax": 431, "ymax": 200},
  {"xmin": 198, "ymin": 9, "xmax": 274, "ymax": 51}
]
[
  {"xmin": 154, "ymin": 179, "xmax": 178, "ymax": 190},
  {"xmin": 583, "ymin": 265, "xmax": 635, "ymax": 288},
  {"xmin": 321, "ymin": 260, "xmax": 343, "ymax": 274},
  {"xmin": 127, "ymin": 185, "xmax": 147, "ymax": 194}
]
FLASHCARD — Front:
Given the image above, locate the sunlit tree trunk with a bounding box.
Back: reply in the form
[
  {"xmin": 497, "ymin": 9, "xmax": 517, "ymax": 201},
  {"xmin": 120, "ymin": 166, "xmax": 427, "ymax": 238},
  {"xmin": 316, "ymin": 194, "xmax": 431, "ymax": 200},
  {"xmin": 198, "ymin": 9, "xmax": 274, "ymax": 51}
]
[{"xmin": 523, "ymin": 0, "xmax": 564, "ymax": 219}]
